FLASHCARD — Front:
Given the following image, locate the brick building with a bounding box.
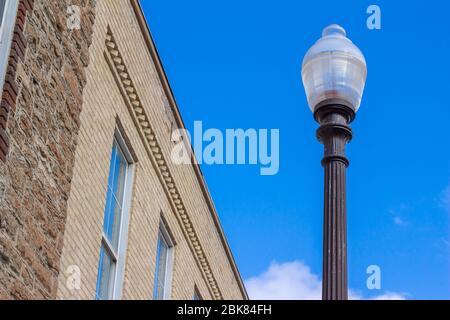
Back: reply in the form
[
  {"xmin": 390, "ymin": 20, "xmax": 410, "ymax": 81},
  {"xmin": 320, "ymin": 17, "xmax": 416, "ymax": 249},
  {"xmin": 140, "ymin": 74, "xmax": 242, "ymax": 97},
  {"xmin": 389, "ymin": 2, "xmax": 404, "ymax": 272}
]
[{"xmin": 0, "ymin": 0, "xmax": 247, "ymax": 300}]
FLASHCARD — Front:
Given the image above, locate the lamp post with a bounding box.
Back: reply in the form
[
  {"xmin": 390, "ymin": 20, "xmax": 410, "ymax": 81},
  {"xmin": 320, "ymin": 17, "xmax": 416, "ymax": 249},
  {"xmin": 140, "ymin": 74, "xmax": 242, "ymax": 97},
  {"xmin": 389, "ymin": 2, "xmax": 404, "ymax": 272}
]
[{"xmin": 301, "ymin": 24, "xmax": 367, "ymax": 300}]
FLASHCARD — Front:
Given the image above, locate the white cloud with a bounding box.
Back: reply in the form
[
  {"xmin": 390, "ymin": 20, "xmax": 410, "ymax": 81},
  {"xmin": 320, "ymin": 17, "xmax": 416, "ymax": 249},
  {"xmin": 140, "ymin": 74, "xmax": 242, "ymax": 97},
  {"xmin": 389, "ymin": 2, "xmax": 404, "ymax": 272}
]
[
  {"xmin": 388, "ymin": 204, "xmax": 410, "ymax": 226},
  {"xmin": 245, "ymin": 261, "xmax": 321, "ymax": 300},
  {"xmin": 371, "ymin": 292, "xmax": 407, "ymax": 300},
  {"xmin": 393, "ymin": 216, "xmax": 405, "ymax": 226},
  {"xmin": 245, "ymin": 261, "xmax": 406, "ymax": 300}
]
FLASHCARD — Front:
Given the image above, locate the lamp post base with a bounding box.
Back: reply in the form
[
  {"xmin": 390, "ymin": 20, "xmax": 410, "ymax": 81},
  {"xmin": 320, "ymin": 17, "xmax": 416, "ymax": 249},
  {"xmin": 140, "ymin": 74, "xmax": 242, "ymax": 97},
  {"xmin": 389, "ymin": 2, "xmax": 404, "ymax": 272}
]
[{"xmin": 314, "ymin": 99, "xmax": 355, "ymax": 300}]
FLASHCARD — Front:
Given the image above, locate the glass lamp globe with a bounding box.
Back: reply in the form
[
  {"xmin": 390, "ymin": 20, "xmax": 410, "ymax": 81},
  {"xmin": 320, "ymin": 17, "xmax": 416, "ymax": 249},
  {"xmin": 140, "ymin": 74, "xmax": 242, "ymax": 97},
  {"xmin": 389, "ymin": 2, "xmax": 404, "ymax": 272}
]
[{"xmin": 301, "ymin": 24, "xmax": 367, "ymax": 112}]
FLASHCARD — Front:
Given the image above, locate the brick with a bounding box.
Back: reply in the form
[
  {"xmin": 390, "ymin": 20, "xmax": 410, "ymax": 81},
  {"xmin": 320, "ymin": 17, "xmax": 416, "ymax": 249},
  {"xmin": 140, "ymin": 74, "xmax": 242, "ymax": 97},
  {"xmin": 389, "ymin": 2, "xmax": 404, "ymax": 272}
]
[
  {"xmin": 0, "ymin": 101, "xmax": 10, "ymax": 130},
  {"xmin": 8, "ymin": 47, "xmax": 20, "ymax": 67},
  {"xmin": 0, "ymin": 129, "xmax": 9, "ymax": 155},
  {"xmin": 2, "ymin": 83, "xmax": 17, "ymax": 103},
  {"xmin": 22, "ymin": 0, "xmax": 34, "ymax": 14},
  {"xmin": 11, "ymin": 280, "xmax": 33, "ymax": 300},
  {"xmin": 0, "ymin": 0, "xmax": 97, "ymax": 300},
  {"xmin": 13, "ymin": 25, "xmax": 26, "ymax": 50},
  {"xmin": 10, "ymin": 37, "xmax": 25, "ymax": 61}
]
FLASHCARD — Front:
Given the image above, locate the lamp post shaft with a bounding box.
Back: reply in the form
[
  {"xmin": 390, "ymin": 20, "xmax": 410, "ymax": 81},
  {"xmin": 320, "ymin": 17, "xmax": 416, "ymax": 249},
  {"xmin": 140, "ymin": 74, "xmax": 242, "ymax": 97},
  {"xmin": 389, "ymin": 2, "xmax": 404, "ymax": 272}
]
[
  {"xmin": 302, "ymin": 23, "xmax": 366, "ymax": 301},
  {"xmin": 314, "ymin": 100, "xmax": 355, "ymax": 300}
]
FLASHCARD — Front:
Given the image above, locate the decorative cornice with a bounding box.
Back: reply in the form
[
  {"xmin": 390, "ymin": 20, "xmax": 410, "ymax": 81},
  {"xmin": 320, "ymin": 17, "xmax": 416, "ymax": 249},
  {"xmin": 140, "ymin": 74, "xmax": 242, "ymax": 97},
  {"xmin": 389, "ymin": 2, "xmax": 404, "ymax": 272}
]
[{"xmin": 104, "ymin": 27, "xmax": 223, "ymax": 300}]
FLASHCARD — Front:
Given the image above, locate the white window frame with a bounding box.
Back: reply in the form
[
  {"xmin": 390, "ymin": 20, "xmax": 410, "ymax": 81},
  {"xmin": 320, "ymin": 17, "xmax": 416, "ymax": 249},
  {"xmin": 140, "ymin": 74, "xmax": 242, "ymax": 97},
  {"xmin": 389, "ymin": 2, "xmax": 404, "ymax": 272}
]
[
  {"xmin": 153, "ymin": 222, "xmax": 174, "ymax": 300},
  {"xmin": 97, "ymin": 129, "xmax": 135, "ymax": 300},
  {"xmin": 0, "ymin": 0, "xmax": 19, "ymax": 91}
]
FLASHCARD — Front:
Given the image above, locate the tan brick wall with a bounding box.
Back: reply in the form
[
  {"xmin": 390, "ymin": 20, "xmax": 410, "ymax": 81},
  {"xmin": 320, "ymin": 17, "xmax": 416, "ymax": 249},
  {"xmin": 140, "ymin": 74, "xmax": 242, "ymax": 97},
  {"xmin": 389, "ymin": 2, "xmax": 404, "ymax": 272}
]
[
  {"xmin": 0, "ymin": 0, "xmax": 97, "ymax": 299},
  {"xmin": 57, "ymin": 0, "xmax": 245, "ymax": 300}
]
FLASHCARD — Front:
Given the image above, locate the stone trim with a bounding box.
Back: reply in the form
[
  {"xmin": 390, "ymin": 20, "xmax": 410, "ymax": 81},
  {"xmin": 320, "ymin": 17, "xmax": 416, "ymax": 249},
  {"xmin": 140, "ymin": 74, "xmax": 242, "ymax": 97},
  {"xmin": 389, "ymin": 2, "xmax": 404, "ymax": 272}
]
[
  {"xmin": 104, "ymin": 26, "xmax": 224, "ymax": 300},
  {"xmin": 0, "ymin": 0, "xmax": 34, "ymax": 162}
]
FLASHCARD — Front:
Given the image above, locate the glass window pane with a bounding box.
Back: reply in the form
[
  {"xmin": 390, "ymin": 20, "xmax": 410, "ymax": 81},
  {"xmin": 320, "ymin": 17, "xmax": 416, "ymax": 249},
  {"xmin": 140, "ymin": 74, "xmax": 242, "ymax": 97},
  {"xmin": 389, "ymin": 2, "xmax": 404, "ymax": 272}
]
[
  {"xmin": 103, "ymin": 186, "xmax": 114, "ymax": 239},
  {"xmin": 97, "ymin": 138, "xmax": 131, "ymax": 300},
  {"xmin": 157, "ymin": 239, "xmax": 168, "ymax": 285},
  {"xmin": 153, "ymin": 233, "xmax": 170, "ymax": 300},
  {"xmin": 110, "ymin": 196, "xmax": 123, "ymax": 250},
  {"xmin": 113, "ymin": 148, "xmax": 127, "ymax": 203},
  {"xmin": 103, "ymin": 145, "xmax": 117, "ymax": 238},
  {"xmin": 109, "ymin": 149, "xmax": 126, "ymax": 249},
  {"xmin": 153, "ymin": 235, "xmax": 162, "ymax": 299},
  {"xmin": 103, "ymin": 140, "xmax": 127, "ymax": 250},
  {"xmin": 103, "ymin": 188, "xmax": 116, "ymax": 241},
  {"xmin": 0, "ymin": 0, "xmax": 5, "ymax": 28},
  {"xmin": 106, "ymin": 144, "xmax": 118, "ymax": 192},
  {"xmin": 193, "ymin": 292, "xmax": 202, "ymax": 300},
  {"xmin": 96, "ymin": 246, "xmax": 115, "ymax": 300}
]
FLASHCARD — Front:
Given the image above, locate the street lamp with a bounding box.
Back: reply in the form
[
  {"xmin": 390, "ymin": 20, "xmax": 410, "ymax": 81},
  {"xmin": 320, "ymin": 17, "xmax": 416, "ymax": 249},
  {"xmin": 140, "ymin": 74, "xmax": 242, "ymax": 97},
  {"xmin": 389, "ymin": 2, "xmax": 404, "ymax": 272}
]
[{"xmin": 301, "ymin": 24, "xmax": 367, "ymax": 300}]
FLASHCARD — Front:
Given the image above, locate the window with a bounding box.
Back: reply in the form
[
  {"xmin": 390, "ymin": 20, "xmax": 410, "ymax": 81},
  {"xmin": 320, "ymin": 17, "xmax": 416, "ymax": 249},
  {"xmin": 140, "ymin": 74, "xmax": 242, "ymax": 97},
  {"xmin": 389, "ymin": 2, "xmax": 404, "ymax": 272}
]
[
  {"xmin": 153, "ymin": 223, "xmax": 174, "ymax": 300},
  {"xmin": 193, "ymin": 288, "xmax": 202, "ymax": 300},
  {"xmin": 96, "ymin": 132, "xmax": 134, "ymax": 300},
  {"xmin": 0, "ymin": 1, "xmax": 5, "ymax": 27},
  {"xmin": 0, "ymin": 0, "xmax": 19, "ymax": 90}
]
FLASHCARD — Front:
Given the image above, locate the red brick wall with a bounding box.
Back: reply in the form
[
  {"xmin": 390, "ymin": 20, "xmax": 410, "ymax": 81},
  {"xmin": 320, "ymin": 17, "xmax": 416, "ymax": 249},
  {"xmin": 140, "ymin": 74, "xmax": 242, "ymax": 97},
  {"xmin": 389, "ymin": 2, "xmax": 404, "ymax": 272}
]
[
  {"xmin": 0, "ymin": 0, "xmax": 97, "ymax": 299},
  {"xmin": 0, "ymin": 0, "xmax": 34, "ymax": 162}
]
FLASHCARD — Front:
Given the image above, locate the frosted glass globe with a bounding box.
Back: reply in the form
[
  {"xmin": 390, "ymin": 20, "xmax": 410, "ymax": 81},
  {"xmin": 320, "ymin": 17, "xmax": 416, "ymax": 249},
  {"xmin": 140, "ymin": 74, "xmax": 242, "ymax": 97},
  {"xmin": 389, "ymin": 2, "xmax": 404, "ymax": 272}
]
[{"xmin": 302, "ymin": 24, "xmax": 367, "ymax": 112}]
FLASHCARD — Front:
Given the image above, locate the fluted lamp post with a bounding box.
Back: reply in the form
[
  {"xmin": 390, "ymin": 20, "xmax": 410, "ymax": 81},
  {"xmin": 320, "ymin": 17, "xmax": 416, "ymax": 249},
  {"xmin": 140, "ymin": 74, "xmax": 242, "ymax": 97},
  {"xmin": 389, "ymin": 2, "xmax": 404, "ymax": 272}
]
[{"xmin": 301, "ymin": 24, "xmax": 367, "ymax": 300}]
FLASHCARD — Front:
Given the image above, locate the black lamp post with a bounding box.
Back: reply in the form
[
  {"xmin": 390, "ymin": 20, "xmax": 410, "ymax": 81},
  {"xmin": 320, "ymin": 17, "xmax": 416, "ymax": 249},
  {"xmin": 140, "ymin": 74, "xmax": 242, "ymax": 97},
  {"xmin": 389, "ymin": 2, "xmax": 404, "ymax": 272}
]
[{"xmin": 301, "ymin": 24, "xmax": 367, "ymax": 300}]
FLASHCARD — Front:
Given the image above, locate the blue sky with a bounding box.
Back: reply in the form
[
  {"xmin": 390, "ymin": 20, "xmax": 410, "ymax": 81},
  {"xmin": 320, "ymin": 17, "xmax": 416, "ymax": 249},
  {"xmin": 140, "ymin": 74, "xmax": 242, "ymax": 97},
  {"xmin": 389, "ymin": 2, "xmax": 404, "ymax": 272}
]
[{"xmin": 142, "ymin": 0, "xmax": 450, "ymax": 299}]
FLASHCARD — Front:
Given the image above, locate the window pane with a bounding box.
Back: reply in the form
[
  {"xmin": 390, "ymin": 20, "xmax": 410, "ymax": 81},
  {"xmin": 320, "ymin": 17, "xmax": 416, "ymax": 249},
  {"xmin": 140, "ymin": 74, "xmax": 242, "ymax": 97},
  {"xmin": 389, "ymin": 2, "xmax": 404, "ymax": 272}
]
[
  {"xmin": 103, "ymin": 145, "xmax": 117, "ymax": 239},
  {"xmin": 193, "ymin": 292, "xmax": 202, "ymax": 300},
  {"xmin": 153, "ymin": 233, "xmax": 170, "ymax": 300},
  {"xmin": 96, "ymin": 138, "xmax": 131, "ymax": 300},
  {"xmin": 103, "ymin": 141, "xmax": 127, "ymax": 250},
  {"xmin": 103, "ymin": 186, "xmax": 114, "ymax": 239},
  {"xmin": 0, "ymin": 0, "xmax": 5, "ymax": 28},
  {"xmin": 153, "ymin": 235, "xmax": 162, "ymax": 299},
  {"xmin": 112, "ymin": 147, "xmax": 127, "ymax": 203},
  {"xmin": 109, "ymin": 196, "xmax": 122, "ymax": 250},
  {"xmin": 106, "ymin": 144, "xmax": 118, "ymax": 194},
  {"xmin": 109, "ymin": 148, "xmax": 127, "ymax": 249},
  {"xmin": 96, "ymin": 246, "xmax": 115, "ymax": 300},
  {"xmin": 157, "ymin": 238, "xmax": 168, "ymax": 287}
]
